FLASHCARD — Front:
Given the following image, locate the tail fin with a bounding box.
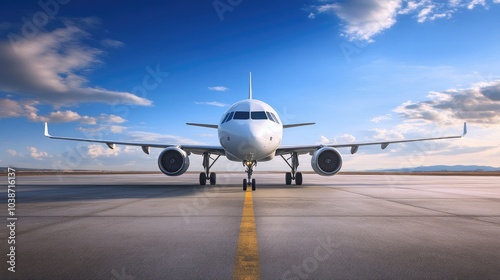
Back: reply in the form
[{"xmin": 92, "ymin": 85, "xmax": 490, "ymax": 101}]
[{"xmin": 249, "ymin": 72, "xmax": 252, "ymax": 99}]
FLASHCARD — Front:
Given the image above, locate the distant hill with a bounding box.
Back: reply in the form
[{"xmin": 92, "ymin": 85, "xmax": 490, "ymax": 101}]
[{"xmin": 376, "ymin": 165, "xmax": 500, "ymax": 172}]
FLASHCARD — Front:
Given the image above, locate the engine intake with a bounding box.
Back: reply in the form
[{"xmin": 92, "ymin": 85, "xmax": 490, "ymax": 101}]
[
  {"xmin": 311, "ymin": 147, "xmax": 343, "ymax": 176},
  {"xmin": 158, "ymin": 147, "xmax": 190, "ymax": 176}
]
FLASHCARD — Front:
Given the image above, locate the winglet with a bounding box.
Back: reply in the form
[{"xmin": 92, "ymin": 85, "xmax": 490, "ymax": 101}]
[
  {"xmin": 249, "ymin": 72, "xmax": 252, "ymax": 100},
  {"xmin": 463, "ymin": 122, "xmax": 467, "ymax": 137},
  {"xmin": 44, "ymin": 122, "xmax": 51, "ymax": 137}
]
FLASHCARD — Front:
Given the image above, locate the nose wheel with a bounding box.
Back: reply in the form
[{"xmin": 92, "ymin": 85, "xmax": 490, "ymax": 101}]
[
  {"xmin": 243, "ymin": 160, "xmax": 257, "ymax": 191},
  {"xmin": 242, "ymin": 178, "xmax": 256, "ymax": 191}
]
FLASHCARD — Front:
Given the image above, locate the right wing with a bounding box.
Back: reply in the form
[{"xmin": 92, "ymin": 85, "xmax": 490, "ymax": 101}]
[
  {"xmin": 44, "ymin": 122, "xmax": 225, "ymax": 156},
  {"xmin": 276, "ymin": 122, "xmax": 467, "ymax": 156}
]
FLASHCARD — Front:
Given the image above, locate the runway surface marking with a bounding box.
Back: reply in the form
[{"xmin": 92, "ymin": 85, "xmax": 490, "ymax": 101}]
[{"xmin": 233, "ymin": 189, "xmax": 261, "ymax": 280}]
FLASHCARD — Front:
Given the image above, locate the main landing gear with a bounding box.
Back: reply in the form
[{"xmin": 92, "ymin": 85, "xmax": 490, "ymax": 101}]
[
  {"xmin": 243, "ymin": 160, "xmax": 256, "ymax": 191},
  {"xmin": 281, "ymin": 152, "xmax": 303, "ymax": 186},
  {"xmin": 199, "ymin": 152, "xmax": 220, "ymax": 186}
]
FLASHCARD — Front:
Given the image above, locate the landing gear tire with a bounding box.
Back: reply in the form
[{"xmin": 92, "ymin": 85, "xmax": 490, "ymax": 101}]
[
  {"xmin": 295, "ymin": 172, "xmax": 303, "ymax": 185},
  {"xmin": 281, "ymin": 152, "xmax": 304, "ymax": 186},
  {"xmin": 200, "ymin": 152, "xmax": 220, "ymax": 186},
  {"xmin": 199, "ymin": 172, "xmax": 206, "ymax": 185},
  {"xmin": 243, "ymin": 179, "xmax": 247, "ymax": 191},
  {"xmin": 252, "ymin": 179, "xmax": 256, "ymax": 191},
  {"xmin": 285, "ymin": 172, "xmax": 292, "ymax": 185},
  {"xmin": 210, "ymin": 173, "xmax": 216, "ymax": 185}
]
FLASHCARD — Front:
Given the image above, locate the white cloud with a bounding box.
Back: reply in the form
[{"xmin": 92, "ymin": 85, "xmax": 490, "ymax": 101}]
[
  {"xmin": 194, "ymin": 101, "xmax": 229, "ymax": 107},
  {"xmin": 399, "ymin": 1, "xmax": 426, "ymax": 14},
  {"xmin": 7, "ymin": 149, "xmax": 17, "ymax": 156},
  {"xmin": 129, "ymin": 131, "xmax": 203, "ymax": 145},
  {"xmin": 86, "ymin": 145, "xmax": 142, "ymax": 159},
  {"xmin": 320, "ymin": 134, "xmax": 356, "ymax": 145},
  {"xmin": 47, "ymin": 110, "xmax": 92, "ymax": 123},
  {"xmin": 0, "ymin": 98, "xmax": 127, "ymax": 124},
  {"xmin": 394, "ymin": 80, "xmax": 500, "ymax": 125},
  {"xmin": 208, "ymin": 86, "xmax": 229, "ymax": 92},
  {"xmin": 320, "ymin": 135, "xmax": 330, "ymax": 145},
  {"xmin": 109, "ymin": 125, "xmax": 127, "ymax": 133},
  {"xmin": 27, "ymin": 146, "xmax": 50, "ymax": 160},
  {"xmin": 313, "ymin": 0, "xmax": 402, "ymax": 42},
  {"xmin": 100, "ymin": 114, "xmax": 126, "ymax": 124},
  {"xmin": 369, "ymin": 128, "xmax": 405, "ymax": 141},
  {"xmin": 371, "ymin": 114, "xmax": 393, "ymax": 123},
  {"xmin": 310, "ymin": 0, "xmax": 494, "ymax": 42},
  {"xmin": 467, "ymin": 0, "xmax": 486, "ymax": 9},
  {"xmin": 101, "ymin": 39, "xmax": 124, "ymax": 48},
  {"xmin": 87, "ymin": 144, "xmax": 121, "ymax": 158},
  {"xmin": 0, "ymin": 99, "xmax": 40, "ymax": 120},
  {"xmin": 0, "ymin": 22, "xmax": 151, "ymax": 107},
  {"xmin": 417, "ymin": 4, "xmax": 435, "ymax": 22},
  {"xmin": 76, "ymin": 123, "xmax": 127, "ymax": 134}
]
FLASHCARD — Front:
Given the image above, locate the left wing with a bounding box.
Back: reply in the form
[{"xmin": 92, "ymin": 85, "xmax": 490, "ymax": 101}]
[
  {"xmin": 276, "ymin": 122, "xmax": 467, "ymax": 156},
  {"xmin": 43, "ymin": 122, "xmax": 225, "ymax": 156}
]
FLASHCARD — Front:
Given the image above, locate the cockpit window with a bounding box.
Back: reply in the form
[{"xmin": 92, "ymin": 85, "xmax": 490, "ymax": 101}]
[
  {"xmin": 221, "ymin": 111, "xmax": 234, "ymax": 124},
  {"xmin": 221, "ymin": 112, "xmax": 231, "ymax": 124},
  {"xmin": 251, "ymin": 111, "xmax": 268, "ymax": 120},
  {"xmin": 227, "ymin": 111, "xmax": 234, "ymax": 122},
  {"xmin": 270, "ymin": 112, "xmax": 279, "ymax": 124},
  {"xmin": 233, "ymin": 111, "xmax": 250, "ymax": 120},
  {"xmin": 266, "ymin": 112, "xmax": 275, "ymax": 122},
  {"xmin": 266, "ymin": 112, "xmax": 280, "ymax": 124}
]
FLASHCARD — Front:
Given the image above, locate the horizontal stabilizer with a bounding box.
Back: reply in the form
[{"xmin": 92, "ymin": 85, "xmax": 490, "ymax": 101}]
[
  {"xmin": 186, "ymin": 123, "xmax": 218, "ymax": 129},
  {"xmin": 283, "ymin": 122, "xmax": 315, "ymax": 129}
]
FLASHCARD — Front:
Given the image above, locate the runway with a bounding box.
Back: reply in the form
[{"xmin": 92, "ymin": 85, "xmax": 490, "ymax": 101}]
[{"xmin": 1, "ymin": 173, "xmax": 500, "ymax": 279}]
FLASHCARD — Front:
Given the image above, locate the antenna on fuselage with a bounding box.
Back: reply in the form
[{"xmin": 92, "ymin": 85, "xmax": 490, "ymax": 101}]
[{"xmin": 249, "ymin": 72, "xmax": 252, "ymax": 99}]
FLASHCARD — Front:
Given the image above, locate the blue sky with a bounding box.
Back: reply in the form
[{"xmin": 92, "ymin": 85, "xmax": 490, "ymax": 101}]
[{"xmin": 1, "ymin": 0, "xmax": 499, "ymax": 172}]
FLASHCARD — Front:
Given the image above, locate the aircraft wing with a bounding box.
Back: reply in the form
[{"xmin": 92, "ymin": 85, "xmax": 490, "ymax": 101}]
[
  {"xmin": 43, "ymin": 122, "xmax": 225, "ymax": 156},
  {"xmin": 276, "ymin": 122, "xmax": 467, "ymax": 156}
]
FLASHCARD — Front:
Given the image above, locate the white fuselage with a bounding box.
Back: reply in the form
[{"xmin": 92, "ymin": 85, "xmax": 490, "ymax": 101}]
[{"xmin": 218, "ymin": 99, "xmax": 283, "ymax": 162}]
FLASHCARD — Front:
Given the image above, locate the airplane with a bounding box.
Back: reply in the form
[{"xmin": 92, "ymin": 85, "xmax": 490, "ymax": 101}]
[{"xmin": 44, "ymin": 73, "xmax": 467, "ymax": 191}]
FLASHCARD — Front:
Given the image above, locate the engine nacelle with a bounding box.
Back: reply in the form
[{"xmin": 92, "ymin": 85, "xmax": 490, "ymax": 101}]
[
  {"xmin": 311, "ymin": 147, "xmax": 343, "ymax": 176},
  {"xmin": 158, "ymin": 147, "xmax": 190, "ymax": 176}
]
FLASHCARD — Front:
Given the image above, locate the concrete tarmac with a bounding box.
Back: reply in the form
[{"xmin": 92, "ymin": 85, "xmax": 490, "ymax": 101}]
[{"xmin": 1, "ymin": 173, "xmax": 499, "ymax": 279}]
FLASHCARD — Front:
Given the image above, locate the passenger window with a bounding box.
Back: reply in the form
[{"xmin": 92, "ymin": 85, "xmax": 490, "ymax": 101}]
[
  {"xmin": 251, "ymin": 111, "xmax": 268, "ymax": 120},
  {"xmin": 233, "ymin": 111, "xmax": 250, "ymax": 120}
]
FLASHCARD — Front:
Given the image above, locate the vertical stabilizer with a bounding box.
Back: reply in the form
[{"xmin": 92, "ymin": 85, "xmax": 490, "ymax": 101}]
[{"xmin": 249, "ymin": 72, "xmax": 253, "ymax": 99}]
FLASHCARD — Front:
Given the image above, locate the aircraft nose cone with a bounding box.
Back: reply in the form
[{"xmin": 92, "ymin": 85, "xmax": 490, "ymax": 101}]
[{"xmin": 237, "ymin": 124, "xmax": 273, "ymax": 160}]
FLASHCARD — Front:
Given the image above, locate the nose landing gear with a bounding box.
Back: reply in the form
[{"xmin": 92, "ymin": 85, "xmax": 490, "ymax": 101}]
[{"xmin": 243, "ymin": 160, "xmax": 257, "ymax": 191}]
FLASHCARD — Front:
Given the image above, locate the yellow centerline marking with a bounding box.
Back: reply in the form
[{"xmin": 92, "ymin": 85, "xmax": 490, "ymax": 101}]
[{"xmin": 233, "ymin": 189, "xmax": 261, "ymax": 280}]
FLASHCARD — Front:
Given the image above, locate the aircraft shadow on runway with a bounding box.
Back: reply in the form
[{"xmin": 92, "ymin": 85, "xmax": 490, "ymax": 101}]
[{"xmin": 0, "ymin": 183, "xmax": 312, "ymax": 203}]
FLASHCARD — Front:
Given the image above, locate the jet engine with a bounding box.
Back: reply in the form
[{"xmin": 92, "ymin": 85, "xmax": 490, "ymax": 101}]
[
  {"xmin": 311, "ymin": 147, "xmax": 343, "ymax": 176},
  {"xmin": 158, "ymin": 147, "xmax": 190, "ymax": 176}
]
